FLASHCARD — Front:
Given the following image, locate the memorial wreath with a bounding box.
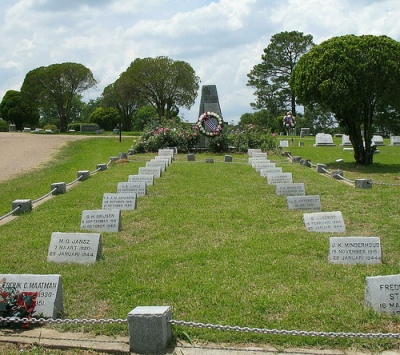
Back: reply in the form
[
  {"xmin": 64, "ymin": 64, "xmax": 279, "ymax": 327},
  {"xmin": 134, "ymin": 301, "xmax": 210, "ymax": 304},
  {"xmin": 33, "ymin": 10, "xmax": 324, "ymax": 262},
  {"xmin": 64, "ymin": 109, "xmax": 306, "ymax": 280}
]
[{"xmin": 196, "ymin": 112, "xmax": 224, "ymax": 137}]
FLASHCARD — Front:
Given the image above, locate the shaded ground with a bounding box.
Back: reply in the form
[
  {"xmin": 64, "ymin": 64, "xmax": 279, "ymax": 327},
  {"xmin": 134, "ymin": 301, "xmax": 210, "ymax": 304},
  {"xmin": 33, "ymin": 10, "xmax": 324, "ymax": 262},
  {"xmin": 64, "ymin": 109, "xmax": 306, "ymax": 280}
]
[{"xmin": 0, "ymin": 132, "xmax": 89, "ymax": 182}]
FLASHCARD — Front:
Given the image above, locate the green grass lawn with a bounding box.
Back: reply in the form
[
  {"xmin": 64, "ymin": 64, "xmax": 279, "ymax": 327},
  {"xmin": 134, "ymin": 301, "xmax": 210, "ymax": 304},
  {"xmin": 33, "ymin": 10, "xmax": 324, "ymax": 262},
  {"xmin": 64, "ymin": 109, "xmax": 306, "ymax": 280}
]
[{"xmin": 1, "ymin": 136, "xmax": 400, "ymax": 351}]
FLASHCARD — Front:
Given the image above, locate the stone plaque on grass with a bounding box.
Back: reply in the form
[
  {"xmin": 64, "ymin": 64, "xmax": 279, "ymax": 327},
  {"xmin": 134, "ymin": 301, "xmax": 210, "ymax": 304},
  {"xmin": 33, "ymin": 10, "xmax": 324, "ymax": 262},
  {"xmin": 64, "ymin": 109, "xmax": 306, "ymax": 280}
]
[
  {"xmin": 80, "ymin": 209, "xmax": 121, "ymax": 232},
  {"xmin": 266, "ymin": 172, "xmax": 293, "ymax": 185},
  {"xmin": 48, "ymin": 232, "xmax": 102, "ymax": 264},
  {"xmin": 249, "ymin": 157, "xmax": 269, "ymax": 166},
  {"xmin": 247, "ymin": 149, "xmax": 262, "ymax": 156},
  {"xmin": 154, "ymin": 155, "xmax": 171, "ymax": 165},
  {"xmin": 303, "ymin": 211, "xmax": 345, "ymax": 232},
  {"xmin": 117, "ymin": 182, "xmax": 146, "ymax": 197},
  {"xmin": 390, "ymin": 136, "xmax": 400, "ymax": 146},
  {"xmin": 0, "ymin": 274, "xmax": 63, "ymax": 318},
  {"xmin": 372, "ymin": 135, "xmax": 385, "ymax": 146},
  {"xmin": 146, "ymin": 160, "xmax": 166, "ymax": 172},
  {"xmin": 102, "ymin": 193, "xmax": 137, "ymax": 210},
  {"xmin": 313, "ymin": 133, "xmax": 335, "ymax": 146},
  {"xmin": 251, "ymin": 152, "xmax": 267, "ymax": 159},
  {"xmin": 254, "ymin": 162, "xmax": 276, "ymax": 172},
  {"xmin": 329, "ymin": 237, "xmax": 381, "ymax": 264},
  {"xmin": 128, "ymin": 174, "xmax": 154, "ymax": 186},
  {"xmin": 287, "ymin": 195, "xmax": 322, "ymax": 211},
  {"xmin": 365, "ymin": 274, "xmax": 400, "ymax": 315},
  {"xmin": 279, "ymin": 140, "xmax": 289, "ymax": 147},
  {"xmin": 275, "ymin": 183, "xmax": 305, "ymax": 196},
  {"xmin": 340, "ymin": 134, "xmax": 352, "ymax": 146},
  {"xmin": 158, "ymin": 149, "xmax": 174, "ymax": 158},
  {"xmin": 259, "ymin": 167, "xmax": 282, "ymax": 177},
  {"xmin": 138, "ymin": 166, "xmax": 162, "ymax": 178}
]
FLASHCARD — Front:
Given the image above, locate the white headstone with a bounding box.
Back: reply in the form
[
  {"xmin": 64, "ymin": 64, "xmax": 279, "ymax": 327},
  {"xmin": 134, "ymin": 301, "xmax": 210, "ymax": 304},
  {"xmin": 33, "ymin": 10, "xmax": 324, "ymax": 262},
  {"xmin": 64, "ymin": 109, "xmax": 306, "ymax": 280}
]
[
  {"xmin": 340, "ymin": 134, "xmax": 352, "ymax": 146},
  {"xmin": 158, "ymin": 149, "xmax": 174, "ymax": 158},
  {"xmin": 48, "ymin": 232, "xmax": 102, "ymax": 264},
  {"xmin": 279, "ymin": 140, "xmax": 289, "ymax": 147},
  {"xmin": 146, "ymin": 160, "xmax": 166, "ymax": 172},
  {"xmin": 247, "ymin": 149, "xmax": 262, "ymax": 156},
  {"xmin": 266, "ymin": 172, "xmax": 293, "ymax": 185},
  {"xmin": 365, "ymin": 274, "xmax": 400, "ymax": 315},
  {"xmin": 372, "ymin": 135, "xmax": 385, "ymax": 146},
  {"xmin": 117, "ymin": 182, "xmax": 146, "ymax": 197},
  {"xmin": 314, "ymin": 133, "xmax": 335, "ymax": 146},
  {"xmin": 303, "ymin": 211, "xmax": 345, "ymax": 232},
  {"xmin": 254, "ymin": 162, "xmax": 276, "ymax": 172},
  {"xmin": 249, "ymin": 158, "xmax": 269, "ymax": 166},
  {"xmin": 259, "ymin": 167, "xmax": 283, "ymax": 177},
  {"xmin": 102, "ymin": 192, "xmax": 137, "ymax": 210},
  {"xmin": 286, "ymin": 195, "xmax": 322, "ymax": 211},
  {"xmin": 128, "ymin": 174, "xmax": 154, "ymax": 186},
  {"xmin": 390, "ymin": 136, "xmax": 400, "ymax": 146},
  {"xmin": 138, "ymin": 166, "xmax": 162, "ymax": 178},
  {"xmin": 329, "ymin": 237, "xmax": 381, "ymax": 264},
  {"xmin": 275, "ymin": 183, "xmax": 305, "ymax": 196},
  {"xmin": 251, "ymin": 152, "xmax": 267, "ymax": 159},
  {"xmin": 80, "ymin": 209, "xmax": 121, "ymax": 232},
  {"xmin": 154, "ymin": 155, "xmax": 171, "ymax": 165},
  {"xmin": 0, "ymin": 274, "xmax": 63, "ymax": 318}
]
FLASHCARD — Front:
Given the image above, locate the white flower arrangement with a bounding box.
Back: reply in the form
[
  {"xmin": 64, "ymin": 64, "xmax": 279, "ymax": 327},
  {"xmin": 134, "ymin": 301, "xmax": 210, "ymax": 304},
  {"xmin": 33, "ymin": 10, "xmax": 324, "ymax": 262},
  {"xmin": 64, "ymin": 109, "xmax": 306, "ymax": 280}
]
[{"xmin": 197, "ymin": 112, "xmax": 224, "ymax": 137}]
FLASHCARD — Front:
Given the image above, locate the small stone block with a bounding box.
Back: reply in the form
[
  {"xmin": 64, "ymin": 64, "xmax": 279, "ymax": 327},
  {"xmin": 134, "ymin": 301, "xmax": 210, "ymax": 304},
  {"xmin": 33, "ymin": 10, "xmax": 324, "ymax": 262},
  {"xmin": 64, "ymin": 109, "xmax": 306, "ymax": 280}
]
[
  {"xmin": 224, "ymin": 155, "xmax": 233, "ymax": 162},
  {"xmin": 51, "ymin": 182, "xmax": 67, "ymax": 195},
  {"xmin": 96, "ymin": 164, "xmax": 108, "ymax": 171},
  {"xmin": 331, "ymin": 170, "xmax": 344, "ymax": 179},
  {"xmin": 206, "ymin": 158, "xmax": 214, "ymax": 163},
  {"xmin": 118, "ymin": 152, "xmax": 128, "ymax": 159},
  {"xmin": 291, "ymin": 156, "xmax": 301, "ymax": 163},
  {"xmin": 77, "ymin": 170, "xmax": 90, "ymax": 181},
  {"xmin": 316, "ymin": 164, "xmax": 327, "ymax": 173},
  {"xmin": 12, "ymin": 199, "xmax": 32, "ymax": 215},
  {"xmin": 109, "ymin": 157, "xmax": 119, "ymax": 163},
  {"xmin": 128, "ymin": 306, "xmax": 172, "ymax": 354},
  {"xmin": 187, "ymin": 153, "xmax": 195, "ymax": 161},
  {"xmin": 355, "ymin": 179, "xmax": 372, "ymax": 189}
]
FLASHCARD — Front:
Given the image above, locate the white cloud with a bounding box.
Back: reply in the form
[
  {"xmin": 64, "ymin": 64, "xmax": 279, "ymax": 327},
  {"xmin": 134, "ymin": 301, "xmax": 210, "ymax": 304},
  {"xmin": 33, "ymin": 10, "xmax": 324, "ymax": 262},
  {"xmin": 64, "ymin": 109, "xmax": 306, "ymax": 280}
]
[{"xmin": 0, "ymin": 0, "xmax": 399, "ymax": 124}]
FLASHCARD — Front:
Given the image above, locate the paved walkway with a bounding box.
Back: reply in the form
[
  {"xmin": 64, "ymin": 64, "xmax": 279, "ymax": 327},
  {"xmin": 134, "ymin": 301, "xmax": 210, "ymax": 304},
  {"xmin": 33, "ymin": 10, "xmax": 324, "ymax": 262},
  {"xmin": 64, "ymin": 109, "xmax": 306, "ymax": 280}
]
[{"xmin": 1, "ymin": 327, "xmax": 399, "ymax": 355}]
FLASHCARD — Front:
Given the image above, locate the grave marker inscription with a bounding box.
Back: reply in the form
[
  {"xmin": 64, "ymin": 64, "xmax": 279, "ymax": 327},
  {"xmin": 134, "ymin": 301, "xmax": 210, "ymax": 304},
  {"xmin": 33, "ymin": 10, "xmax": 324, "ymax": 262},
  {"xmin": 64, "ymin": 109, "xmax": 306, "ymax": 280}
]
[
  {"xmin": 286, "ymin": 195, "xmax": 322, "ymax": 211},
  {"xmin": 80, "ymin": 209, "xmax": 121, "ymax": 232},
  {"xmin": 329, "ymin": 237, "xmax": 381, "ymax": 264},
  {"xmin": 102, "ymin": 192, "xmax": 137, "ymax": 210},
  {"xmin": 303, "ymin": 211, "xmax": 345, "ymax": 232}
]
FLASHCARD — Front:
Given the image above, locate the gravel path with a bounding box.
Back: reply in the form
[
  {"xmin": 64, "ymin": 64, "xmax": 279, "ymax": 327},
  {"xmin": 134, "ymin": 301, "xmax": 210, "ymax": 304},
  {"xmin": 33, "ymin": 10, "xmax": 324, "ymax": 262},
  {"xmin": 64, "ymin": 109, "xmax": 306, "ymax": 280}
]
[{"xmin": 0, "ymin": 132, "xmax": 89, "ymax": 182}]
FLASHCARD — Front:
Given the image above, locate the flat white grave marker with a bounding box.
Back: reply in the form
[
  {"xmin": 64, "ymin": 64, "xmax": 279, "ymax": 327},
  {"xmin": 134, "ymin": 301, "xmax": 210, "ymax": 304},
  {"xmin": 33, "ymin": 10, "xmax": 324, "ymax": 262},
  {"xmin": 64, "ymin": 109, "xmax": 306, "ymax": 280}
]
[
  {"xmin": 303, "ymin": 211, "xmax": 345, "ymax": 232},
  {"xmin": 80, "ymin": 209, "xmax": 121, "ymax": 232},
  {"xmin": 329, "ymin": 237, "xmax": 381, "ymax": 264}
]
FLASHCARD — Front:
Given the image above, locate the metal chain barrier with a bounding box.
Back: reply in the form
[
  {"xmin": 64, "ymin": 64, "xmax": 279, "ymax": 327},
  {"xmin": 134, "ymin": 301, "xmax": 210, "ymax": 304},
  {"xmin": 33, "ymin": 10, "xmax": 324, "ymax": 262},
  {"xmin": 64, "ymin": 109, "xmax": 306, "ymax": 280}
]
[
  {"xmin": 169, "ymin": 319, "xmax": 400, "ymax": 339},
  {"xmin": 0, "ymin": 316, "xmax": 126, "ymax": 325},
  {"xmin": 32, "ymin": 187, "xmax": 58, "ymax": 204},
  {"xmin": 0, "ymin": 205, "xmax": 21, "ymax": 221}
]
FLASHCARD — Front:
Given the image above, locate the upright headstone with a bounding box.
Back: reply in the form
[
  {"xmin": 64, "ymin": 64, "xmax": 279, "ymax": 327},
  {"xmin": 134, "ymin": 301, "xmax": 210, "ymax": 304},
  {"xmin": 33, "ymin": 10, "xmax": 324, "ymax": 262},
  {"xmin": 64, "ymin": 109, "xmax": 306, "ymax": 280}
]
[
  {"xmin": 80, "ymin": 209, "xmax": 121, "ymax": 232},
  {"xmin": 313, "ymin": 133, "xmax": 336, "ymax": 146},
  {"xmin": 390, "ymin": 136, "xmax": 400, "ymax": 146},
  {"xmin": 365, "ymin": 274, "xmax": 400, "ymax": 315},
  {"xmin": 158, "ymin": 149, "xmax": 175, "ymax": 159},
  {"xmin": 275, "ymin": 183, "xmax": 305, "ymax": 196},
  {"xmin": 138, "ymin": 166, "xmax": 162, "ymax": 178},
  {"xmin": 249, "ymin": 157, "xmax": 269, "ymax": 166},
  {"xmin": 254, "ymin": 162, "xmax": 276, "ymax": 172},
  {"xmin": 47, "ymin": 232, "xmax": 102, "ymax": 264},
  {"xmin": 340, "ymin": 134, "xmax": 352, "ymax": 146},
  {"xmin": 279, "ymin": 140, "xmax": 289, "ymax": 148},
  {"xmin": 102, "ymin": 192, "xmax": 137, "ymax": 210},
  {"xmin": 287, "ymin": 195, "xmax": 322, "ymax": 211},
  {"xmin": 266, "ymin": 172, "xmax": 293, "ymax": 185},
  {"xmin": 259, "ymin": 167, "xmax": 283, "ymax": 177},
  {"xmin": 251, "ymin": 152, "xmax": 267, "ymax": 159},
  {"xmin": 198, "ymin": 85, "xmax": 222, "ymax": 117},
  {"xmin": 329, "ymin": 237, "xmax": 381, "ymax": 264},
  {"xmin": 303, "ymin": 211, "xmax": 345, "ymax": 232},
  {"xmin": 154, "ymin": 155, "xmax": 171, "ymax": 165},
  {"xmin": 372, "ymin": 135, "xmax": 385, "ymax": 146},
  {"xmin": 128, "ymin": 174, "xmax": 154, "ymax": 186},
  {"xmin": 300, "ymin": 128, "xmax": 310, "ymax": 138},
  {"xmin": 117, "ymin": 182, "xmax": 146, "ymax": 197},
  {"xmin": 0, "ymin": 274, "xmax": 63, "ymax": 318},
  {"xmin": 146, "ymin": 160, "xmax": 166, "ymax": 172},
  {"xmin": 247, "ymin": 149, "xmax": 262, "ymax": 156}
]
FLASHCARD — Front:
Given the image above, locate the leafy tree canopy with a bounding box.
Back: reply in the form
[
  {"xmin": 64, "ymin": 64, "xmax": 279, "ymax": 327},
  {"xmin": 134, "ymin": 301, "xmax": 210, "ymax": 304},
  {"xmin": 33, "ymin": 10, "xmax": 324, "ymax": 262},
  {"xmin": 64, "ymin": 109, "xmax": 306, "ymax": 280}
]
[
  {"xmin": 291, "ymin": 34, "xmax": 400, "ymax": 164},
  {"xmin": 247, "ymin": 31, "xmax": 314, "ymax": 116},
  {"xmin": 117, "ymin": 56, "xmax": 200, "ymax": 119},
  {"xmin": 21, "ymin": 62, "xmax": 97, "ymax": 132}
]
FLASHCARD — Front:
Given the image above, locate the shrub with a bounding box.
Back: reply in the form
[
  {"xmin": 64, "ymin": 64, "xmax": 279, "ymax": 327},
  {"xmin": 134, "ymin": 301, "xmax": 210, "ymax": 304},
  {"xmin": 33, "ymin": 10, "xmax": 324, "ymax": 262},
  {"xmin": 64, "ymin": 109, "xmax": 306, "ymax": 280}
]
[
  {"xmin": 0, "ymin": 120, "xmax": 9, "ymax": 132},
  {"xmin": 228, "ymin": 124, "xmax": 278, "ymax": 152}
]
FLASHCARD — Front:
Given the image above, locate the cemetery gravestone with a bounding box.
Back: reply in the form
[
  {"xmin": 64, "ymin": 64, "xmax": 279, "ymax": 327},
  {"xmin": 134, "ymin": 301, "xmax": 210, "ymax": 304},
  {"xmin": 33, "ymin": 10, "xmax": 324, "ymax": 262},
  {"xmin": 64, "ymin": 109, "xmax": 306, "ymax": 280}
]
[
  {"xmin": 300, "ymin": 128, "xmax": 310, "ymax": 138},
  {"xmin": 365, "ymin": 274, "xmax": 400, "ymax": 315},
  {"xmin": 254, "ymin": 162, "xmax": 276, "ymax": 172},
  {"xmin": 102, "ymin": 192, "xmax": 137, "ymax": 210},
  {"xmin": 48, "ymin": 232, "xmax": 102, "ymax": 264},
  {"xmin": 275, "ymin": 183, "xmax": 305, "ymax": 196},
  {"xmin": 372, "ymin": 135, "xmax": 385, "ymax": 146},
  {"xmin": 154, "ymin": 155, "xmax": 171, "ymax": 165},
  {"xmin": 249, "ymin": 157, "xmax": 269, "ymax": 166},
  {"xmin": 259, "ymin": 167, "xmax": 283, "ymax": 177},
  {"xmin": 117, "ymin": 182, "xmax": 146, "ymax": 197},
  {"xmin": 340, "ymin": 134, "xmax": 352, "ymax": 146},
  {"xmin": 138, "ymin": 166, "xmax": 162, "ymax": 178},
  {"xmin": 198, "ymin": 85, "xmax": 223, "ymax": 117},
  {"xmin": 313, "ymin": 133, "xmax": 335, "ymax": 146},
  {"xmin": 266, "ymin": 172, "xmax": 293, "ymax": 185},
  {"xmin": 247, "ymin": 149, "xmax": 262, "ymax": 156},
  {"xmin": 251, "ymin": 152, "xmax": 267, "ymax": 159},
  {"xmin": 0, "ymin": 274, "xmax": 63, "ymax": 318},
  {"xmin": 390, "ymin": 136, "xmax": 400, "ymax": 146},
  {"xmin": 279, "ymin": 140, "xmax": 289, "ymax": 148},
  {"xmin": 187, "ymin": 153, "xmax": 196, "ymax": 161},
  {"xmin": 128, "ymin": 174, "xmax": 154, "ymax": 186},
  {"xmin": 158, "ymin": 149, "xmax": 175, "ymax": 159},
  {"xmin": 286, "ymin": 195, "xmax": 322, "ymax": 211},
  {"xmin": 303, "ymin": 211, "xmax": 345, "ymax": 232},
  {"xmin": 80, "ymin": 209, "xmax": 121, "ymax": 232},
  {"xmin": 146, "ymin": 160, "xmax": 166, "ymax": 172},
  {"xmin": 329, "ymin": 237, "xmax": 381, "ymax": 264}
]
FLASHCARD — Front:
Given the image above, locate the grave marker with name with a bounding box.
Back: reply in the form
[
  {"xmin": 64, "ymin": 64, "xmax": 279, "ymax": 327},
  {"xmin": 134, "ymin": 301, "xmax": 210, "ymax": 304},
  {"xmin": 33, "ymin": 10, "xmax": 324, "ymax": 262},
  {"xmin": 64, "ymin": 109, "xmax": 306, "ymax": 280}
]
[
  {"xmin": 154, "ymin": 155, "xmax": 172, "ymax": 165},
  {"xmin": 80, "ymin": 209, "xmax": 121, "ymax": 232},
  {"xmin": 372, "ymin": 135, "xmax": 385, "ymax": 146},
  {"xmin": 287, "ymin": 195, "xmax": 322, "ymax": 211},
  {"xmin": 275, "ymin": 183, "xmax": 305, "ymax": 196},
  {"xmin": 254, "ymin": 162, "xmax": 276, "ymax": 172},
  {"xmin": 365, "ymin": 274, "xmax": 400, "ymax": 315},
  {"xmin": 138, "ymin": 166, "xmax": 162, "ymax": 178},
  {"xmin": 198, "ymin": 84, "xmax": 223, "ymax": 117},
  {"xmin": 390, "ymin": 136, "xmax": 400, "ymax": 146},
  {"xmin": 102, "ymin": 192, "xmax": 137, "ymax": 210},
  {"xmin": 146, "ymin": 160, "xmax": 166, "ymax": 172},
  {"xmin": 340, "ymin": 134, "xmax": 352, "ymax": 146},
  {"xmin": 48, "ymin": 232, "xmax": 102, "ymax": 264},
  {"xmin": 0, "ymin": 274, "xmax": 63, "ymax": 318},
  {"xmin": 329, "ymin": 237, "xmax": 381, "ymax": 264},
  {"xmin": 117, "ymin": 182, "xmax": 146, "ymax": 197},
  {"xmin": 313, "ymin": 133, "xmax": 335, "ymax": 146},
  {"xmin": 247, "ymin": 149, "xmax": 262, "ymax": 156},
  {"xmin": 266, "ymin": 172, "xmax": 293, "ymax": 185},
  {"xmin": 158, "ymin": 149, "xmax": 175, "ymax": 159},
  {"xmin": 128, "ymin": 174, "xmax": 154, "ymax": 186},
  {"xmin": 249, "ymin": 157, "xmax": 269, "ymax": 166},
  {"xmin": 279, "ymin": 140, "xmax": 289, "ymax": 147},
  {"xmin": 251, "ymin": 152, "xmax": 267, "ymax": 159},
  {"xmin": 259, "ymin": 167, "xmax": 283, "ymax": 177},
  {"xmin": 303, "ymin": 211, "xmax": 345, "ymax": 232}
]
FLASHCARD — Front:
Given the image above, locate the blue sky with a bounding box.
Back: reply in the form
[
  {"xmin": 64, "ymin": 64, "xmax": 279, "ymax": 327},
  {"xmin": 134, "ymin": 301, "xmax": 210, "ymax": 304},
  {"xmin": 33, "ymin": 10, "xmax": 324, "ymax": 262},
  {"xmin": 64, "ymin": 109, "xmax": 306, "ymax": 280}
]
[{"xmin": 0, "ymin": 0, "xmax": 399, "ymax": 123}]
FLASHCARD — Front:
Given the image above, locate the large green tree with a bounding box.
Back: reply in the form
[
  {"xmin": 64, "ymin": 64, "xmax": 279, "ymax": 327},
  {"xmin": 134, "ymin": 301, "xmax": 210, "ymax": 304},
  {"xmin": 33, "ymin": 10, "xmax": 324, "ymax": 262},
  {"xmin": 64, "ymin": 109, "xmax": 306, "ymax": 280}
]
[
  {"xmin": 117, "ymin": 56, "xmax": 200, "ymax": 119},
  {"xmin": 0, "ymin": 90, "xmax": 39, "ymax": 130},
  {"xmin": 247, "ymin": 31, "xmax": 314, "ymax": 116},
  {"xmin": 291, "ymin": 34, "xmax": 400, "ymax": 165},
  {"xmin": 21, "ymin": 62, "xmax": 97, "ymax": 132}
]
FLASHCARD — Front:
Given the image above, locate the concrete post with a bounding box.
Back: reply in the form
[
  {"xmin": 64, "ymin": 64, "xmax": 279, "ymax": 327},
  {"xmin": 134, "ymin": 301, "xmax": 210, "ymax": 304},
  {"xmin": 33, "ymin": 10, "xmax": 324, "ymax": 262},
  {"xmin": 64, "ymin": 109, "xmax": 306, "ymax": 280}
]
[
  {"xmin": 224, "ymin": 155, "xmax": 233, "ymax": 162},
  {"xmin": 51, "ymin": 182, "xmax": 67, "ymax": 195},
  {"xmin": 96, "ymin": 164, "xmax": 108, "ymax": 171},
  {"xmin": 187, "ymin": 153, "xmax": 195, "ymax": 161},
  {"xmin": 355, "ymin": 179, "xmax": 372, "ymax": 189},
  {"xmin": 12, "ymin": 199, "xmax": 32, "ymax": 215},
  {"xmin": 291, "ymin": 156, "xmax": 301, "ymax": 163},
  {"xmin": 128, "ymin": 306, "xmax": 172, "ymax": 354},
  {"xmin": 316, "ymin": 164, "xmax": 327, "ymax": 173},
  {"xmin": 77, "ymin": 170, "xmax": 90, "ymax": 181}
]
